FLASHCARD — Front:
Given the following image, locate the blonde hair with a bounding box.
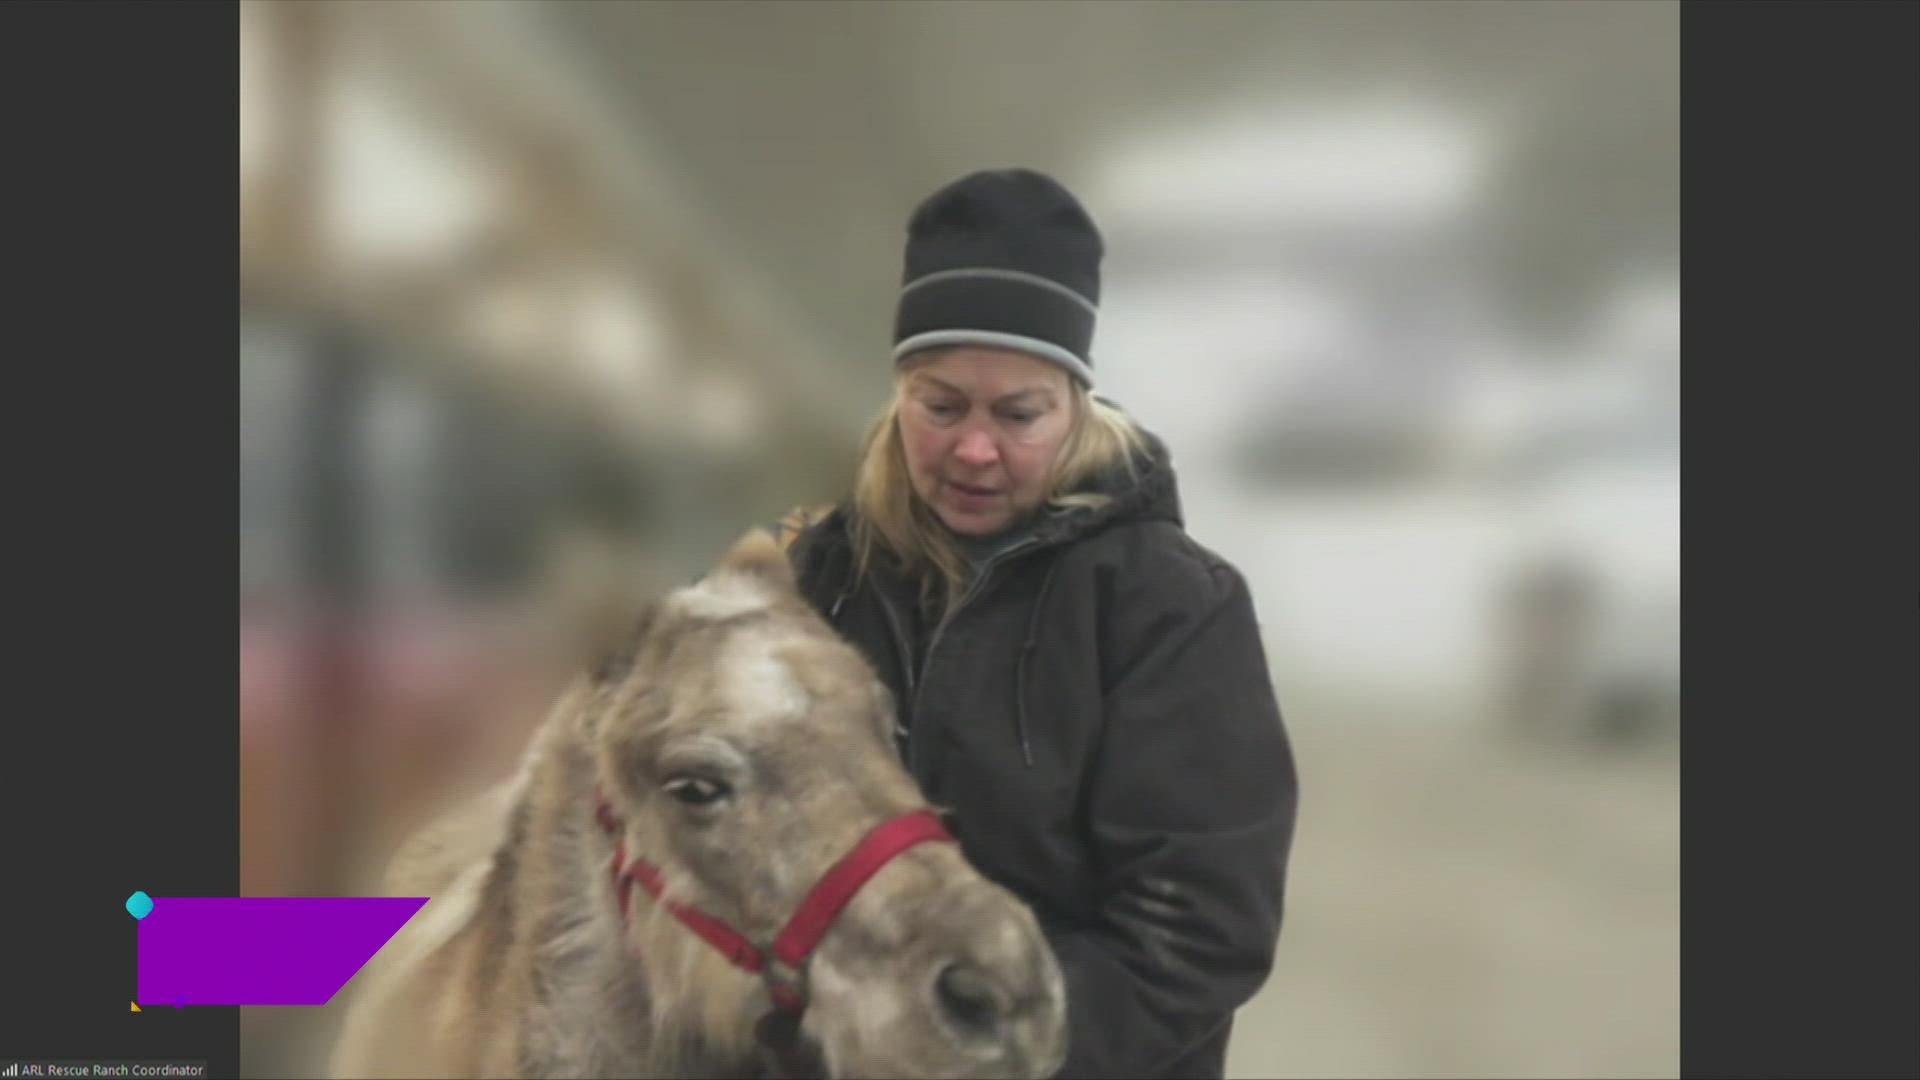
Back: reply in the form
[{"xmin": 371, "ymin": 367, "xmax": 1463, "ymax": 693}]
[{"xmin": 849, "ymin": 354, "xmax": 1148, "ymax": 614}]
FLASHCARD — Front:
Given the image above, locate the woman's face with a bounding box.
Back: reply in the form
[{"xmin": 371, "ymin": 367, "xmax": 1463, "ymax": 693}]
[{"xmin": 897, "ymin": 347, "xmax": 1076, "ymax": 537}]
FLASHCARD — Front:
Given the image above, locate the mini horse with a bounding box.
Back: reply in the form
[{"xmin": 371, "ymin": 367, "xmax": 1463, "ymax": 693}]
[{"xmin": 329, "ymin": 531, "xmax": 1067, "ymax": 1079}]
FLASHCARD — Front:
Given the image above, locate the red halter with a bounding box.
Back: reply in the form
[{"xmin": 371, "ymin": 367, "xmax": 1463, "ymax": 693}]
[{"xmin": 593, "ymin": 789, "xmax": 954, "ymax": 1013}]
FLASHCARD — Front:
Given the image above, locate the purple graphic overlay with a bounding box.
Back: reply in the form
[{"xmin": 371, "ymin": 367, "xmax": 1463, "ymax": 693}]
[{"xmin": 137, "ymin": 897, "xmax": 427, "ymax": 1006}]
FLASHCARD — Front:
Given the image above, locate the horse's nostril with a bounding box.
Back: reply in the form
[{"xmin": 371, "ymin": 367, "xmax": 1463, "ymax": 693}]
[{"xmin": 934, "ymin": 962, "xmax": 1003, "ymax": 1034}]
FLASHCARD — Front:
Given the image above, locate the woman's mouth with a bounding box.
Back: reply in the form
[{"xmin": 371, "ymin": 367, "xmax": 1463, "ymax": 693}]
[{"xmin": 944, "ymin": 480, "xmax": 1004, "ymax": 512}]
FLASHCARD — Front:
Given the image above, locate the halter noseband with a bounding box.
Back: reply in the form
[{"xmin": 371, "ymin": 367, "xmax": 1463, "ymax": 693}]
[{"xmin": 593, "ymin": 788, "xmax": 954, "ymax": 1014}]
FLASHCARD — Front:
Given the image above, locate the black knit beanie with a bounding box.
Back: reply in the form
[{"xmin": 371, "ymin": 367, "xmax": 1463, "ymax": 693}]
[{"xmin": 891, "ymin": 168, "xmax": 1102, "ymax": 387}]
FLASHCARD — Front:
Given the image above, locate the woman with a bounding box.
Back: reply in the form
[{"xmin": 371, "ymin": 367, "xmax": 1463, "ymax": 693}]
[{"xmin": 778, "ymin": 168, "xmax": 1298, "ymax": 1079}]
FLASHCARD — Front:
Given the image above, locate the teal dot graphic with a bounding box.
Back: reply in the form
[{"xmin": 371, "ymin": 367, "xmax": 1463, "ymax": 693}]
[{"xmin": 126, "ymin": 891, "xmax": 154, "ymax": 920}]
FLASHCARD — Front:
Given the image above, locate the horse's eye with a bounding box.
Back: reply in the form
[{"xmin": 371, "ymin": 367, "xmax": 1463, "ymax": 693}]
[{"xmin": 663, "ymin": 776, "xmax": 731, "ymax": 806}]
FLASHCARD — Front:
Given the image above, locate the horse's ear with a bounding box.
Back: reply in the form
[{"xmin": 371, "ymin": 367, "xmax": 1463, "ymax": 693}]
[
  {"xmin": 715, "ymin": 525, "xmax": 798, "ymax": 592},
  {"xmin": 589, "ymin": 600, "xmax": 659, "ymax": 686}
]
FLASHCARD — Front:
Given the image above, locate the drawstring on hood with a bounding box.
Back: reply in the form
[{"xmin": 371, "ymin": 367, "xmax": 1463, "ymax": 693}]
[{"xmin": 1013, "ymin": 560, "xmax": 1061, "ymax": 767}]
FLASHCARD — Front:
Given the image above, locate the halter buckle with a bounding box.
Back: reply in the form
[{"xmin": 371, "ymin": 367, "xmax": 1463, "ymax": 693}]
[{"xmin": 762, "ymin": 953, "xmax": 809, "ymax": 1013}]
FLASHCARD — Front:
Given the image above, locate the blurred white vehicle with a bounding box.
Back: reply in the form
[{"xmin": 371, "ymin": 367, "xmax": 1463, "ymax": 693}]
[
  {"xmin": 1162, "ymin": 333, "xmax": 1679, "ymax": 749},
  {"xmin": 1490, "ymin": 406, "xmax": 1679, "ymax": 747}
]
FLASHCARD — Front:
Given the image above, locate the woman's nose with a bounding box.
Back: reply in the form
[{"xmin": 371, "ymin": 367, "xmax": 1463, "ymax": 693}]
[{"xmin": 952, "ymin": 429, "xmax": 999, "ymax": 467}]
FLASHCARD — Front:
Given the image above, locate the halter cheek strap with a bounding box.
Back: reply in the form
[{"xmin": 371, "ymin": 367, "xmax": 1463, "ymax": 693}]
[{"xmin": 593, "ymin": 788, "xmax": 955, "ymax": 1014}]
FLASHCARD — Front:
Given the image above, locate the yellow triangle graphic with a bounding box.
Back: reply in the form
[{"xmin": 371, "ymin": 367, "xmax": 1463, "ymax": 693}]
[{"xmin": 130, "ymin": 1002, "xmax": 141, "ymax": 1012}]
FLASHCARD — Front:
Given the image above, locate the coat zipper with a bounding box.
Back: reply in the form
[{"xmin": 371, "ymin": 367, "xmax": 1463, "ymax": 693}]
[{"xmin": 872, "ymin": 587, "xmax": 917, "ymax": 759}]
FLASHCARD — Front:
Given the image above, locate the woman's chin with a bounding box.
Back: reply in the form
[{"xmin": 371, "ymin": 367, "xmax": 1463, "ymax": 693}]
[{"xmin": 936, "ymin": 503, "xmax": 1011, "ymax": 536}]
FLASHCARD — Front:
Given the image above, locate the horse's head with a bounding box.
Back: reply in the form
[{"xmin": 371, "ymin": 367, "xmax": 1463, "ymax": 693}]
[{"xmin": 585, "ymin": 530, "xmax": 1068, "ymax": 1079}]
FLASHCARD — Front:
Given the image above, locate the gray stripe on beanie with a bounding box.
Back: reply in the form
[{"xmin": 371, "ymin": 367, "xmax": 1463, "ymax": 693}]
[{"xmin": 892, "ymin": 329, "xmax": 1097, "ymax": 388}]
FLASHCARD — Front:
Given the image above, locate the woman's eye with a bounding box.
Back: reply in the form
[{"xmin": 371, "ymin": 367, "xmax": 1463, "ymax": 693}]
[
  {"xmin": 663, "ymin": 776, "xmax": 731, "ymax": 806},
  {"xmin": 926, "ymin": 401, "xmax": 962, "ymax": 419},
  {"xmin": 1002, "ymin": 411, "xmax": 1037, "ymax": 425}
]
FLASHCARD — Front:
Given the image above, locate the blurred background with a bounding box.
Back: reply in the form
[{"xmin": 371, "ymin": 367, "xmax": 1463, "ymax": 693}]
[{"xmin": 239, "ymin": 1, "xmax": 1677, "ymax": 1076}]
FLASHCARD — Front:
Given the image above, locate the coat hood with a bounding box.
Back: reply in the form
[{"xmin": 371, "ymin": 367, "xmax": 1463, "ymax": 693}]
[{"xmin": 1025, "ymin": 418, "xmax": 1184, "ymax": 550}]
